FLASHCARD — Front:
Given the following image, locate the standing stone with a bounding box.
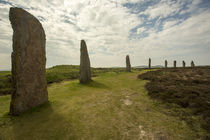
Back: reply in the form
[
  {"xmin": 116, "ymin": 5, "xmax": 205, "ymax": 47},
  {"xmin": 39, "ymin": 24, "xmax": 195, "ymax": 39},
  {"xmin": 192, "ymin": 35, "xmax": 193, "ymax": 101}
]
[
  {"xmin": 183, "ymin": 61, "xmax": 186, "ymax": 68},
  {"xmin": 174, "ymin": 60, "xmax": 176, "ymax": 68},
  {"xmin": 149, "ymin": 58, "xmax": 151, "ymax": 69},
  {"xmin": 9, "ymin": 7, "xmax": 48, "ymax": 115},
  {"xmin": 126, "ymin": 55, "xmax": 131, "ymax": 72},
  {"xmin": 191, "ymin": 61, "xmax": 195, "ymax": 67},
  {"xmin": 165, "ymin": 60, "xmax": 168, "ymax": 68},
  {"xmin": 79, "ymin": 40, "xmax": 91, "ymax": 83}
]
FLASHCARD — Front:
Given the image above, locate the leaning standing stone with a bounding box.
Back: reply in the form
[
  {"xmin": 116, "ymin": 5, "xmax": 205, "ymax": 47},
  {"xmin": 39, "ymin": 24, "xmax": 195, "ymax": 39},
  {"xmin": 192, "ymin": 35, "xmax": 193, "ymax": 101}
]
[
  {"xmin": 9, "ymin": 7, "xmax": 48, "ymax": 115},
  {"xmin": 126, "ymin": 55, "xmax": 131, "ymax": 72},
  {"xmin": 79, "ymin": 40, "xmax": 91, "ymax": 83},
  {"xmin": 174, "ymin": 60, "xmax": 176, "ymax": 68},
  {"xmin": 183, "ymin": 61, "xmax": 186, "ymax": 68}
]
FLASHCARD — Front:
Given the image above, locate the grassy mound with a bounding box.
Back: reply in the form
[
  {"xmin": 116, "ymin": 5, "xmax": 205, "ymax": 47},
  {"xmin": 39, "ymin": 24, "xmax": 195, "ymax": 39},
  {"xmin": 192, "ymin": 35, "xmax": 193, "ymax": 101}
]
[
  {"xmin": 0, "ymin": 65, "xmax": 126, "ymax": 95},
  {"xmin": 46, "ymin": 65, "xmax": 80, "ymax": 83},
  {"xmin": 138, "ymin": 67, "xmax": 210, "ymax": 136}
]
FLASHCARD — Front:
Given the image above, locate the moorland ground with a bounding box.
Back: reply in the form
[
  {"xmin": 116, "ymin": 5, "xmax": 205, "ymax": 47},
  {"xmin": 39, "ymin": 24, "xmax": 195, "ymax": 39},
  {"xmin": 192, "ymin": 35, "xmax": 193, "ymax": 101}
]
[
  {"xmin": 0, "ymin": 67, "xmax": 209, "ymax": 139},
  {"xmin": 139, "ymin": 67, "xmax": 210, "ymax": 137}
]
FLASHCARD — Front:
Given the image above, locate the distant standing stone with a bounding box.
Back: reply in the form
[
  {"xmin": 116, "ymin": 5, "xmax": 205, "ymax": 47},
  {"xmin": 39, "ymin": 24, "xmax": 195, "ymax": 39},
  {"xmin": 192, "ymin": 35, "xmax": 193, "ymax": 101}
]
[
  {"xmin": 174, "ymin": 60, "xmax": 176, "ymax": 68},
  {"xmin": 126, "ymin": 55, "xmax": 131, "ymax": 72},
  {"xmin": 183, "ymin": 61, "xmax": 186, "ymax": 68},
  {"xmin": 191, "ymin": 61, "xmax": 195, "ymax": 67},
  {"xmin": 79, "ymin": 40, "xmax": 91, "ymax": 83},
  {"xmin": 165, "ymin": 60, "xmax": 168, "ymax": 68},
  {"xmin": 149, "ymin": 58, "xmax": 151, "ymax": 69},
  {"xmin": 9, "ymin": 7, "xmax": 48, "ymax": 115}
]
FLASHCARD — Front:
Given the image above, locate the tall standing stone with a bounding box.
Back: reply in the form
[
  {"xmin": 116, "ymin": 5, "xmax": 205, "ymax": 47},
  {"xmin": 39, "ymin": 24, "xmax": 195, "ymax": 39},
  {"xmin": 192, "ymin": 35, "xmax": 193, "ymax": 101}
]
[
  {"xmin": 9, "ymin": 7, "xmax": 48, "ymax": 115},
  {"xmin": 149, "ymin": 58, "xmax": 151, "ymax": 69},
  {"xmin": 174, "ymin": 60, "xmax": 176, "ymax": 68},
  {"xmin": 126, "ymin": 55, "xmax": 131, "ymax": 72},
  {"xmin": 80, "ymin": 40, "xmax": 91, "ymax": 83},
  {"xmin": 191, "ymin": 61, "xmax": 195, "ymax": 67},
  {"xmin": 183, "ymin": 61, "xmax": 186, "ymax": 68},
  {"xmin": 165, "ymin": 60, "xmax": 168, "ymax": 68}
]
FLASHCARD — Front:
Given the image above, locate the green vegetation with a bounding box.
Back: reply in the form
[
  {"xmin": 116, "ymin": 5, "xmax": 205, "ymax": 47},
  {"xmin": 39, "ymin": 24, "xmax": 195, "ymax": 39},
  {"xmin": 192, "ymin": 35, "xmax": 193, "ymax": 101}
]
[
  {"xmin": 46, "ymin": 65, "xmax": 80, "ymax": 83},
  {"xmin": 0, "ymin": 71, "xmax": 12, "ymax": 95},
  {"xmin": 46, "ymin": 65, "xmax": 126, "ymax": 84},
  {"xmin": 138, "ymin": 67, "xmax": 210, "ymax": 138},
  {"xmin": 0, "ymin": 65, "xmax": 126, "ymax": 95},
  {"xmin": 0, "ymin": 70, "xmax": 203, "ymax": 139}
]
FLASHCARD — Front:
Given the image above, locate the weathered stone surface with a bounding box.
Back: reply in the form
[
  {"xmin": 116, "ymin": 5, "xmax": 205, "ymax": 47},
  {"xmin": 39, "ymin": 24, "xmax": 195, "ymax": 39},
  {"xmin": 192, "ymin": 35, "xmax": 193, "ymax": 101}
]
[
  {"xmin": 79, "ymin": 40, "xmax": 91, "ymax": 83},
  {"xmin": 174, "ymin": 60, "xmax": 176, "ymax": 68},
  {"xmin": 9, "ymin": 7, "xmax": 48, "ymax": 115},
  {"xmin": 183, "ymin": 61, "xmax": 186, "ymax": 68},
  {"xmin": 126, "ymin": 55, "xmax": 131, "ymax": 72},
  {"xmin": 165, "ymin": 60, "xmax": 167, "ymax": 68},
  {"xmin": 191, "ymin": 61, "xmax": 195, "ymax": 67},
  {"xmin": 149, "ymin": 58, "xmax": 151, "ymax": 69}
]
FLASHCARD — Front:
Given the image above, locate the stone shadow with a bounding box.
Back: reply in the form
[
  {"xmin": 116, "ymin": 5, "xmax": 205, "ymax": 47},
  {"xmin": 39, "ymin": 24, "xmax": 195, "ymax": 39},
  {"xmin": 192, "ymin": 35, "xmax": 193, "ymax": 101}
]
[{"xmin": 0, "ymin": 102, "xmax": 76, "ymax": 140}]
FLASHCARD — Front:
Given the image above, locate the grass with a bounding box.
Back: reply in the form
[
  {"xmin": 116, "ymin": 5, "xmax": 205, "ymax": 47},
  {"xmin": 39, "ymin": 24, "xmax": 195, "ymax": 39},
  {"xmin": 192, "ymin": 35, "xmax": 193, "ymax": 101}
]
[
  {"xmin": 0, "ymin": 65, "xmax": 126, "ymax": 95},
  {"xmin": 0, "ymin": 71, "xmax": 12, "ymax": 95},
  {"xmin": 46, "ymin": 65, "xmax": 80, "ymax": 83},
  {"xmin": 138, "ymin": 67, "xmax": 210, "ymax": 138},
  {"xmin": 0, "ymin": 70, "xmax": 202, "ymax": 139}
]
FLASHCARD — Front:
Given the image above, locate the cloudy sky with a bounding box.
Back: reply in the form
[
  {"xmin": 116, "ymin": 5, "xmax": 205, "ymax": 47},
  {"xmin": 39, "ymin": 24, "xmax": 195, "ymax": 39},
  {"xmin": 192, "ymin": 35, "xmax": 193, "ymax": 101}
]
[{"xmin": 0, "ymin": 0, "xmax": 210, "ymax": 70}]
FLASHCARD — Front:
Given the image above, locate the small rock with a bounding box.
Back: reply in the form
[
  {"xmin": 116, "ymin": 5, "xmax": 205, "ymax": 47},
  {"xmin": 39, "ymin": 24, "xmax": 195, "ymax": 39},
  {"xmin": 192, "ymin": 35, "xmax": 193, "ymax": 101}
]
[{"xmin": 123, "ymin": 99, "xmax": 132, "ymax": 105}]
